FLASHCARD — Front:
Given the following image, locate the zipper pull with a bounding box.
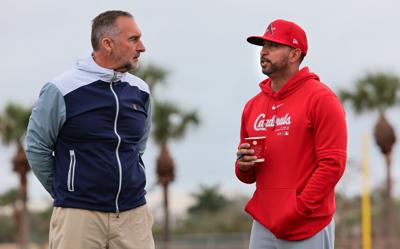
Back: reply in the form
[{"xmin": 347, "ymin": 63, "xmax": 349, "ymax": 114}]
[{"xmin": 111, "ymin": 72, "xmax": 118, "ymax": 83}]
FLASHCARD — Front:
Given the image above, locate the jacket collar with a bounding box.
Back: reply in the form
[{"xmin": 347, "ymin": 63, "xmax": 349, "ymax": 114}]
[
  {"xmin": 259, "ymin": 67, "xmax": 320, "ymax": 100},
  {"xmin": 75, "ymin": 55, "xmax": 126, "ymax": 83}
]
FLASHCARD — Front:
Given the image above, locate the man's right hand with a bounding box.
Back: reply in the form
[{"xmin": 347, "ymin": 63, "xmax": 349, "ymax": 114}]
[{"xmin": 236, "ymin": 143, "xmax": 257, "ymax": 172}]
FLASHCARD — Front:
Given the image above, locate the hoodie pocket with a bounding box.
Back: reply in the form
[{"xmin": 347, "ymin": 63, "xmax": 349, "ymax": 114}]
[
  {"xmin": 253, "ymin": 188, "xmax": 300, "ymax": 232},
  {"xmin": 67, "ymin": 150, "xmax": 76, "ymax": 192},
  {"xmin": 266, "ymin": 188, "xmax": 306, "ymax": 238}
]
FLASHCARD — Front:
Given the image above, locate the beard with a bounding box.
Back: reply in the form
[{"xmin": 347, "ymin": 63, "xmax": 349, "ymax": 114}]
[
  {"xmin": 262, "ymin": 62, "xmax": 279, "ymax": 76},
  {"xmin": 111, "ymin": 50, "xmax": 139, "ymax": 73},
  {"xmin": 261, "ymin": 56, "xmax": 289, "ymax": 76},
  {"xmin": 114, "ymin": 61, "xmax": 136, "ymax": 73}
]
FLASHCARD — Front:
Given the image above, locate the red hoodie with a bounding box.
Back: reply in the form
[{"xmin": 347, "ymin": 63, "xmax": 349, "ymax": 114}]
[{"xmin": 236, "ymin": 67, "xmax": 347, "ymax": 240}]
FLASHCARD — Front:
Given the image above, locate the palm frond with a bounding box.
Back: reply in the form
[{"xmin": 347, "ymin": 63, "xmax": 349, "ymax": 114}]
[
  {"xmin": 171, "ymin": 111, "xmax": 200, "ymax": 139},
  {"xmin": 131, "ymin": 63, "xmax": 169, "ymax": 92},
  {"xmin": 152, "ymin": 101, "xmax": 180, "ymax": 145},
  {"xmin": 338, "ymin": 72, "xmax": 400, "ymax": 114},
  {"xmin": 152, "ymin": 100, "xmax": 200, "ymax": 145},
  {"xmin": 0, "ymin": 103, "xmax": 31, "ymax": 145}
]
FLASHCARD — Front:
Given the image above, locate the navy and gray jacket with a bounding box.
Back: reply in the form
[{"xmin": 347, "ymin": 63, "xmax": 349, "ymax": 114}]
[{"xmin": 25, "ymin": 55, "xmax": 151, "ymax": 213}]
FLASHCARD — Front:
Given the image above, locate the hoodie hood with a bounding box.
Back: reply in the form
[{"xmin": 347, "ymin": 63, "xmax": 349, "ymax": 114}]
[
  {"xmin": 75, "ymin": 55, "xmax": 126, "ymax": 83},
  {"xmin": 259, "ymin": 67, "xmax": 319, "ymax": 100}
]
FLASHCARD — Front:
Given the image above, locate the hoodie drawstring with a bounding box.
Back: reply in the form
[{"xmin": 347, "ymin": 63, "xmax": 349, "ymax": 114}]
[{"xmin": 272, "ymin": 94, "xmax": 278, "ymax": 131}]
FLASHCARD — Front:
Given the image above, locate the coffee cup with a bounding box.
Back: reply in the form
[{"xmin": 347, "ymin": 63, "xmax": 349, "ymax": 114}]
[{"xmin": 245, "ymin": 136, "xmax": 266, "ymax": 163}]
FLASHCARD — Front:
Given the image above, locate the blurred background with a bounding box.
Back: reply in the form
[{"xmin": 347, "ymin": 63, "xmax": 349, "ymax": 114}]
[{"xmin": 1, "ymin": 0, "xmax": 400, "ymax": 248}]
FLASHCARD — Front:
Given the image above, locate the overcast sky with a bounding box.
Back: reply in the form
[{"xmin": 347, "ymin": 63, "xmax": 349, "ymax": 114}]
[{"xmin": 1, "ymin": 0, "xmax": 400, "ymax": 211}]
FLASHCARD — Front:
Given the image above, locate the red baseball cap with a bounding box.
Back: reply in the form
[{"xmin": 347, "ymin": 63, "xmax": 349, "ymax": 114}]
[{"xmin": 247, "ymin": 19, "xmax": 308, "ymax": 55}]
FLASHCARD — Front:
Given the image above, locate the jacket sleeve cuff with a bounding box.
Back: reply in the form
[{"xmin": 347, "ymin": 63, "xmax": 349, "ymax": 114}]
[{"xmin": 235, "ymin": 162, "xmax": 256, "ymax": 184}]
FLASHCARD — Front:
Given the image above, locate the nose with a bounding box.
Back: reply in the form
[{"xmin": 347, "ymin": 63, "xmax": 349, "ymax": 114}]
[
  {"xmin": 137, "ymin": 40, "xmax": 146, "ymax": 52},
  {"xmin": 260, "ymin": 45, "xmax": 269, "ymax": 56}
]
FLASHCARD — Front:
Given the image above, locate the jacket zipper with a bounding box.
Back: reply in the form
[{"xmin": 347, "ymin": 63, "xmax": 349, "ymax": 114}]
[
  {"xmin": 67, "ymin": 150, "xmax": 76, "ymax": 192},
  {"xmin": 110, "ymin": 73, "xmax": 123, "ymax": 217}
]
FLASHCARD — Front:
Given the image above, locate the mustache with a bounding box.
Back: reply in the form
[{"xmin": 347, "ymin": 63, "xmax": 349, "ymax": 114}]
[{"xmin": 260, "ymin": 57, "xmax": 271, "ymax": 63}]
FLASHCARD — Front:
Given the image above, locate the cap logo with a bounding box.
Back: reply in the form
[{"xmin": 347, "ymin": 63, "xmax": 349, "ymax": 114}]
[
  {"xmin": 292, "ymin": 38, "xmax": 298, "ymax": 44},
  {"xmin": 266, "ymin": 24, "xmax": 276, "ymax": 35}
]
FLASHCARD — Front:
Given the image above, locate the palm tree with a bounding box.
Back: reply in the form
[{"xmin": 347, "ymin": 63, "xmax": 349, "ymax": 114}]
[
  {"xmin": 132, "ymin": 64, "xmax": 200, "ymax": 248},
  {"xmin": 132, "ymin": 63, "xmax": 168, "ymax": 92},
  {"xmin": 0, "ymin": 103, "xmax": 32, "ymax": 249},
  {"xmin": 0, "ymin": 188, "xmax": 20, "ymax": 240},
  {"xmin": 153, "ymin": 101, "xmax": 199, "ymax": 247},
  {"xmin": 188, "ymin": 184, "xmax": 230, "ymax": 215},
  {"xmin": 339, "ymin": 72, "xmax": 400, "ymax": 238}
]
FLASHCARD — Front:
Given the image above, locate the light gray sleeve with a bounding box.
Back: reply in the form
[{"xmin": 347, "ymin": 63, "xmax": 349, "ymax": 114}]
[
  {"xmin": 25, "ymin": 83, "xmax": 66, "ymax": 196},
  {"xmin": 138, "ymin": 96, "xmax": 152, "ymax": 155}
]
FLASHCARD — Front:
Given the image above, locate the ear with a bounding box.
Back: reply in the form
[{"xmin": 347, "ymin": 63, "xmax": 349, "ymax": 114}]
[
  {"xmin": 289, "ymin": 48, "xmax": 302, "ymax": 63},
  {"xmin": 100, "ymin": 37, "xmax": 114, "ymax": 53}
]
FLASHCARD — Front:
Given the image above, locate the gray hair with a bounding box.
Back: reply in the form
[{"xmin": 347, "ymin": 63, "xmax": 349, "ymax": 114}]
[{"xmin": 91, "ymin": 10, "xmax": 133, "ymax": 51}]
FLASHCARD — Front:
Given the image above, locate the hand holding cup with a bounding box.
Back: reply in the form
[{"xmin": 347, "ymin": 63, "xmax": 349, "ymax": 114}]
[
  {"xmin": 236, "ymin": 143, "xmax": 257, "ymax": 172},
  {"xmin": 236, "ymin": 136, "xmax": 266, "ymax": 172}
]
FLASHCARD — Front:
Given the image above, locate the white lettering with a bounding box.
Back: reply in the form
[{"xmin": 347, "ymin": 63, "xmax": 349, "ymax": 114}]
[
  {"xmin": 253, "ymin": 113, "xmax": 291, "ymax": 131},
  {"xmin": 254, "ymin": 113, "xmax": 266, "ymax": 131}
]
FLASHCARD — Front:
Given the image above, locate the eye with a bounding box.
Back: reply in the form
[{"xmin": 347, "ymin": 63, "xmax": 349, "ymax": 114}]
[
  {"xmin": 129, "ymin": 36, "xmax": 140, "ymax": 42},
  {"xmin": 270, "ymin": 43, "xmax": 279, "ymax": 48},
  {"xmin": 264, "ymin": 41, "xmax": 280, "ymax": 49}
]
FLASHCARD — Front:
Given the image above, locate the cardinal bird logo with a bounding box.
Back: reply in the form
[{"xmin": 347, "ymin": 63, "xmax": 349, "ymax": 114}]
[{"xmin": 266, "ymin": 24, "xmax": 276, "ymax": 35}]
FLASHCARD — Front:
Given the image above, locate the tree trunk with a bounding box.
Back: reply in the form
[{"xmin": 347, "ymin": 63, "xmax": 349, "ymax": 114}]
[
  {"xmin": 162, "ymin": 183, "xmax": 170, "ymax": 249},
  {"xmin": 373, "ymin": 113, "xmax": 396, "ymax": 243},
  {"xmin": 156, "ymin": 143, "xmax": 175, "ymax": 249},
  {"xmin": 384, "ymin": 150, "xmax": 394, "ymax": 241},
  {"xmin": 19, "ymin": 173, "xmax": 29, "ymax": 249},
  {"xmin": 13, "ymin": 142, "xmax": 30, "ymax": 249}
]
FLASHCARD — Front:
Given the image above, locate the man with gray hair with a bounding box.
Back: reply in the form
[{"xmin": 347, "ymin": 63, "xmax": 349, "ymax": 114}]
[{"xmin": 25, "ymin": 10, "xmax": 154, "ymax": 249}]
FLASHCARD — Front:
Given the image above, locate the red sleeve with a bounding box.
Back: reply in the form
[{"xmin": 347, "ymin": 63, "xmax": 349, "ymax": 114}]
[
  {"xmin": 297, "ymin": 94, "xmax": 347, "ymax": 215},
  {"xmin": 235, "ymin": 103, "xmax": 256, "ymax": 184}
]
